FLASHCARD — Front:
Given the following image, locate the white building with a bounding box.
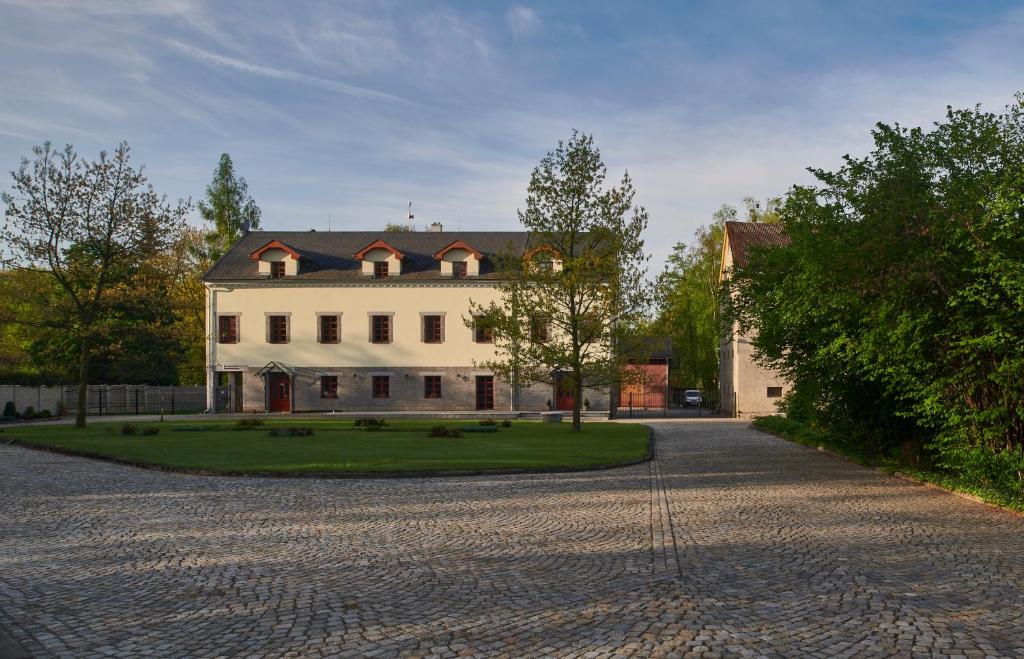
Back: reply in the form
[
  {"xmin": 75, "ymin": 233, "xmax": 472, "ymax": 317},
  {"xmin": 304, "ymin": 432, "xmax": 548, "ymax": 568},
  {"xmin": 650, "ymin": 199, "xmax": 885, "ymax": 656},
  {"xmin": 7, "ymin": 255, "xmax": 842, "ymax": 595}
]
[
  {"xmin": 203, "ymin": 228, "xmax": 609, "ymax": 413},
  {"xmin": 719, "ymin": 221, "xmax": 790, "ymax": 418}
]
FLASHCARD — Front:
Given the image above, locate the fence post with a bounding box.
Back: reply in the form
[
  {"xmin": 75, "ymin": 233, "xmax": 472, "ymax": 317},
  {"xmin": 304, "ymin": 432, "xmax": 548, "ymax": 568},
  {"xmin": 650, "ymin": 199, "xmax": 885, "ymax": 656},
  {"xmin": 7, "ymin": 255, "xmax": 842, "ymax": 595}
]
[
  {"xmin": 98, "ymin": 388, "xmax": 103, "ymax": 416},
  {"xmin": 629, "ymin": 392, "xmax": 633, "ymax": 419},
  {"xmin": 171, "ymin": 389, "xmax": 175, "ymax": 415},
  {"xmin": 135, "ymin": 388, "xmax": 139, "ymax": 415}
]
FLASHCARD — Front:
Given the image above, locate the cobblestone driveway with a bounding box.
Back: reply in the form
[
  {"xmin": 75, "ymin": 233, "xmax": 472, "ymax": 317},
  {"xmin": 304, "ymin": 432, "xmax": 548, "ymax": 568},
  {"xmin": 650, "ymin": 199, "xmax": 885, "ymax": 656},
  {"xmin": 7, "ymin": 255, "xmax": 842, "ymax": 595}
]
[{"xmin": 2, "ymin": 421, "xmax": 1023, "ymax": 657}]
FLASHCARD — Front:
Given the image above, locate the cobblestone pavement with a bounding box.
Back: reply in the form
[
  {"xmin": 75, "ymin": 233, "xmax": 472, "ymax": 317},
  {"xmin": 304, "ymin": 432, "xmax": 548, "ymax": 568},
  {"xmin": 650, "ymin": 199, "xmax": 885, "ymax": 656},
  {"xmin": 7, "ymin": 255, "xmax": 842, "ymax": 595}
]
[{"xmin": 2, "ymin": 421, "xmax": 1023, "ymax": 657}]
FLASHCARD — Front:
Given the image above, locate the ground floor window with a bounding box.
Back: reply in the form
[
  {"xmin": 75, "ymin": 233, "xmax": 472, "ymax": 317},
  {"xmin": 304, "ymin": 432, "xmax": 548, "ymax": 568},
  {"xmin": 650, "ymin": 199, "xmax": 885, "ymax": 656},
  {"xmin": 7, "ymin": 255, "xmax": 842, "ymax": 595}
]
[
  {"xmin": 320, "ymin": 375, "xmax": 338, "ymax": 399},
  {"xmin": 373, "ymin": 375, "xmax": 390, "ymax": 399},
  {"xmin": 767, "ymin": 386, "xmax": 783, "ymax": 398},
  {"xmin": 424, "ymin": 375, "xmax": 442, "ymax": 399},
  {"xmin": 475, "ymin": 375, "xmax": 494, "ymax": 410}
]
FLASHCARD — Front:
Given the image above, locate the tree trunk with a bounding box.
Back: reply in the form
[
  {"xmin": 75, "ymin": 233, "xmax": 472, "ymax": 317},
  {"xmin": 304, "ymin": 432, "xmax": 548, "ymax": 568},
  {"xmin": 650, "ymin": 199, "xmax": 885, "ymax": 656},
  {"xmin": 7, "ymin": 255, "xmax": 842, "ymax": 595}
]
[
  {"xmin": 572, "ymin": 368, "xmax": 583, "ymax": 431},
  {"xmin": 75, "ymin": 334, "xmax": 90, "ymax": 428}
]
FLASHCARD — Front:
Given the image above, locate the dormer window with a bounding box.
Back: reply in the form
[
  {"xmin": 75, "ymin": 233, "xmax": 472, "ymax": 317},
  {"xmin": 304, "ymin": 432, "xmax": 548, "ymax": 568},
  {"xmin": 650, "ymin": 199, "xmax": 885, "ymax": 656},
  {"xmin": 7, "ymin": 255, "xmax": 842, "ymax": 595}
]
[
  {"xmin": 523, "ymin": 245, "xmax": 563, "ymax": 273},
  {"xmin": 250, "ymin": 240, "xmax": 302, "ymax": 277},
  {"xmin": 355, "ymin": 240, "xmax": 404, "ymax": 278},
  {"xmin": 433, "ymin": 240, "xmax": 482, "ymax": 278}
]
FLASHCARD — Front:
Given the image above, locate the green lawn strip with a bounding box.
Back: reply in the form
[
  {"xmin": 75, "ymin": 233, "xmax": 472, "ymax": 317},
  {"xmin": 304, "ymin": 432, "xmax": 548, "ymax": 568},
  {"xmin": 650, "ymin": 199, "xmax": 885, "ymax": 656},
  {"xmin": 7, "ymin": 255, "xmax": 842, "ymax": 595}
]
[
  {"xmin": 753, "ymin": 416, "xmax": 1024, "ymax": 514},
  {"xmin": 2, "ymin": 419, "xmax": 649, "ymax": 475}
]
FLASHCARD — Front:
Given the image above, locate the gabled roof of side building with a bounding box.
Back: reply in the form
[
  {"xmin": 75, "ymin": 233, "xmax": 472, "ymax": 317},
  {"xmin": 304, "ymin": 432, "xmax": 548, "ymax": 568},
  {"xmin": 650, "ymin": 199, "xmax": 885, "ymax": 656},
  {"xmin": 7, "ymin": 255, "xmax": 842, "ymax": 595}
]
[
  {"xmin": 720, "ymin": 221, "xmax": 790, "ymax": 281},
  {"xmin": 203, "ymin": 230, "xmax": 535, "ymax": 282}
]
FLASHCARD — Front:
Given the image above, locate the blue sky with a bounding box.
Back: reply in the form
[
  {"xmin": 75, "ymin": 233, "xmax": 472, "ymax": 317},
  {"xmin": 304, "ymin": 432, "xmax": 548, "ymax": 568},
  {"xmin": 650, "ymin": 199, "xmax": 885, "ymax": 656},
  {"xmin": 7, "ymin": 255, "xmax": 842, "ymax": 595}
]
[{"xmin": 1, "ymin": 1, "xmax": 1023, "ymax": 271}]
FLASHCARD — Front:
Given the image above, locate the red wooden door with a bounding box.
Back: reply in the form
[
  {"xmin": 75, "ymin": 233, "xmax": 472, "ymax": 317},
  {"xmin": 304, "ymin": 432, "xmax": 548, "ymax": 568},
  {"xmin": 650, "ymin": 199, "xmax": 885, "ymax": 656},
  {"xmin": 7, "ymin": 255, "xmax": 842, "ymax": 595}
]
[
  {"xmin": 555, "ymin": 375, "xmax": 575, "ymax": 411},
  {"xmin": 268, "ymin": 373, "xmax": 291, "ymax": 412}
]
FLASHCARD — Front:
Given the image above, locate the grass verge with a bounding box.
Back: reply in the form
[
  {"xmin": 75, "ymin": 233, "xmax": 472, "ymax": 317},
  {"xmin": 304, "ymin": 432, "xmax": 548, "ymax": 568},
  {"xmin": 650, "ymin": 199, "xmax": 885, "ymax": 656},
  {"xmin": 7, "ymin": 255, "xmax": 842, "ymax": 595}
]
[
  {"xmin": 753, "ymin": 416, "xmax": 1024, "ymax": 514},
  {"xmin": 1, "ymin": 418, "xmax": 650, "ymax": 476}
]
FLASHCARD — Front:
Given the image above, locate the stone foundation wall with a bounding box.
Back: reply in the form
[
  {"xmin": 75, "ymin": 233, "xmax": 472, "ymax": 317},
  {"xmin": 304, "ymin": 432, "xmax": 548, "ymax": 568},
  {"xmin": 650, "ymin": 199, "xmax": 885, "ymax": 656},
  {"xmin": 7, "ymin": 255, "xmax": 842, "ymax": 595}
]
[{"xmin": 234, "ymin": 367, "xmax": 610, "ymax": 413}]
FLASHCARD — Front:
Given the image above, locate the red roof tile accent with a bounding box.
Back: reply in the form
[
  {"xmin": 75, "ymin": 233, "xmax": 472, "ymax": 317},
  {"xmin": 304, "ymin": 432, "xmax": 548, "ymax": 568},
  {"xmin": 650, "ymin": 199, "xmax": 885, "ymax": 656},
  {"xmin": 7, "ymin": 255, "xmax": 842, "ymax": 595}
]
[
  {"xmin": 432, "ymin": 239, "xmax": 483, "ymax": 260},
  {"xmin": 249, "ymin": 239, "xmax": 301, "ymax": 261},
  {"xmin": 354, "ymin": 239, "xmax": 405, "ymax": 260}
]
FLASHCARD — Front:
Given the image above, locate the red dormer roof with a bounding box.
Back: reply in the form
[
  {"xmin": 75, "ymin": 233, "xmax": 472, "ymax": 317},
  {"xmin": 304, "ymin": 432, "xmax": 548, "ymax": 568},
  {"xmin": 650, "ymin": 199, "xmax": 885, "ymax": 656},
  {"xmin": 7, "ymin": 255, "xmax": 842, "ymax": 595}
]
[
  {"xmin": 522, "ymin": 244, "xmax": 562, "ymax": 261},
  {"xmin": 354, "ymin": 239, "xmax": 405, "ymax": 260},
  {"xmin": 249, "ymin": 239, "xmax": 302, "ymax": 261},
  {"xmin": 432, "ymin": 239, "xmax": 483, "ymax": 260}
]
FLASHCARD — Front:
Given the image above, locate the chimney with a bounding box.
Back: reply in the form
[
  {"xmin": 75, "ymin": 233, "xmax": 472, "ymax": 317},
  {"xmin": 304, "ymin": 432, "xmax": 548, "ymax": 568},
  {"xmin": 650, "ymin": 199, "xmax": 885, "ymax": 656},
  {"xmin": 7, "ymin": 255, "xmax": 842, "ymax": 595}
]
[{"xmin": 430, "ymin": 222, "xmax": 443, "ymax": 232}]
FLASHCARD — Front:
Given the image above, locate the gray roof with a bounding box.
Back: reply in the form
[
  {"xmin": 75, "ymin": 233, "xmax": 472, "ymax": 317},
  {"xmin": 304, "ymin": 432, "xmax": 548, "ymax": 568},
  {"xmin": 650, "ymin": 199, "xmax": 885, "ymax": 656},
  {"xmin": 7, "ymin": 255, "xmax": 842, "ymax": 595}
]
[{"xmin": 203, "ymin": 230, "xmax": 535, "ymax": 282}]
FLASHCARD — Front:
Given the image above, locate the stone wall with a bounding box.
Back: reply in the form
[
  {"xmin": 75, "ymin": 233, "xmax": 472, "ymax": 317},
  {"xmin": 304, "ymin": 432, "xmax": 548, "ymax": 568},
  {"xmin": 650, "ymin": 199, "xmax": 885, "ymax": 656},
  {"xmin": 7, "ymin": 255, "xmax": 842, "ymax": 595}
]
[{"xmin": 234, "ymin": 367, "xmax": 610, "ymax": 413}]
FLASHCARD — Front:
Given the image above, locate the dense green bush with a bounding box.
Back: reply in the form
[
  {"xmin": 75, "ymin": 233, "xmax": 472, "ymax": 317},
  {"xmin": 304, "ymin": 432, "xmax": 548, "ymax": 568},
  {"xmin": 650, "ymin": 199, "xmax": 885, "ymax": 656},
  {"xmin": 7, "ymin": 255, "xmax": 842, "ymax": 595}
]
[
  {"xmin": 2, "ymin": 401, "xmax": 16, "ymax": 418},
  {"xmin": 121, "ymin": 423, "xmax": 137, "ymax": 436},
  {"xmin": 429, "ymin": 425, "xmax": 462, "ymax": 438},
  {"xmin": 729, "ymin": 95, "xmax": 1024, "ymax": 501}
]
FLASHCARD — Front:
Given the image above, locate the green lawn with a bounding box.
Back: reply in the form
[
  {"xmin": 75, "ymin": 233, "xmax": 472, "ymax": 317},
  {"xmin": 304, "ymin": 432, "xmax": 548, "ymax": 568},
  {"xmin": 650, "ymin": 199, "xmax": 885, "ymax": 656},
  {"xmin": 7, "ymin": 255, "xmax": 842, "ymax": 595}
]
[{"xmin": 3, "ymin": 418, "xmax": 649, "ymax": 475}]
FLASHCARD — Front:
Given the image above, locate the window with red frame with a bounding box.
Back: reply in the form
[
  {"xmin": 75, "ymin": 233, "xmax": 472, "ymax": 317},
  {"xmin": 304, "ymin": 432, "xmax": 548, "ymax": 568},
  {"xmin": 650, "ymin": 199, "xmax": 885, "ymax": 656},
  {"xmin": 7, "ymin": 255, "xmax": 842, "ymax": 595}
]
[
  {"xmin": 270, "ymin": 261, "xmax": 286, "ymax": 278},
  {"xmin": 371, "ymin": 315, "xmax": 391, "ymax": 343},
  {"xmin": 422, "ymin": 315, "xmax": 443, "ymax": 343},
  {"xmin": 319, "ymin": 315, "xmax": 340, "ymax": 343},
  {"xmin": 451, "ymin": 261, "xmax": 467, "ymax": 279},
  {"xmin": 424, "ymin": 375, "xmax": 442, "ymax": 399},
  {"xmin": 218, "ymin": 315, "xmax": 238, "ymax": 344},
  {"xmin": 474, "ymin": 317, "xmax": 493, "ymax": 343},
  {"xmin": 372, "ymin": 375, "xmax": 390, "ymax": 399},
  {"xmin": 373, "ymin": 261, "xmax": 389, "ymax": 279},
  {"xmin": 268, "ymin": 315, "xmax": 288, "ymax": 343},
  {"xmin": 320, "ymin": 376, "xmax": 338, "ymax": 399}
]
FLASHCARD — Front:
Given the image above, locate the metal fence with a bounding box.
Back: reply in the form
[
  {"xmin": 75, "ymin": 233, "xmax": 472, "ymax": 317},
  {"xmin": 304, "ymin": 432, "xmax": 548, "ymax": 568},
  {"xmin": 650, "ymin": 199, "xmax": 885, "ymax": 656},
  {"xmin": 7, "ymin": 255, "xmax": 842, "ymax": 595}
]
[
  {"xmin": 60, "ymin": 385, "xmax": 205, "ymax": 416},
  {"xmin": 615, "ymin": 388, "xmax": 721, "ymax": 418}
]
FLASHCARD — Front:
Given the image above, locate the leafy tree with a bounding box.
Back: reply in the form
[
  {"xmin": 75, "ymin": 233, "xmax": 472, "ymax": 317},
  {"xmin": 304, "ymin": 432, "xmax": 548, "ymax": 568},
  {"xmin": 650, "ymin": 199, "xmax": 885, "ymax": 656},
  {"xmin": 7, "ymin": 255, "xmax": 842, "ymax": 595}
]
[
  {"xmin": 1, "ymin": 142, "xmax": 189, "ymax": 426},
  {"xmin": 384, "ymin": 222, "xmax": 415, "ymax": 232},
  {"xmin": 655, "ymin": 197, "xmax": 781, "ymax": 395},
  {"xmin": 198, "ymin": 153, "xmax": 261, "ymax": 262},
  {"xmin": 726, "ymin": 95, "xmax": 1024, "ymax": 498},
  {"xmin": 470, "ymin": 131, "xmax": 651, "ymax": 430}
]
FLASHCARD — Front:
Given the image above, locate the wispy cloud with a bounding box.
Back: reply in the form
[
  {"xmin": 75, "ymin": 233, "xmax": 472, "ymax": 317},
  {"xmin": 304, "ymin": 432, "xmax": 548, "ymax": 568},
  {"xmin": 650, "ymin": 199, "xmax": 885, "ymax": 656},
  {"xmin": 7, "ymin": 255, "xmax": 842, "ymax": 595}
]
[
  {"xmin": 506, "ymin": 6, "xmax": 541, "ymax": 39},
  {"xmin": 163, "ymin": 39, "xmax": 412, "ymax": 105}
]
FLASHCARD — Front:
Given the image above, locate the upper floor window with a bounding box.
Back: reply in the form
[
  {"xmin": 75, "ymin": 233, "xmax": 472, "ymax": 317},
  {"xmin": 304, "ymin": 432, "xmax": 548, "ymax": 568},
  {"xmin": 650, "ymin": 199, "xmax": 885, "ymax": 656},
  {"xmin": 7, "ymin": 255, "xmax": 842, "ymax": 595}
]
[
  {"xmin": 270, "ymin": 261, "xmax": 286, "ymax": 278},
  {"xmin": 374, "ymin": 261, "xmax": 389, "ymax": 279},
  {"xmin": 530, "ymin": 316, "xmax": 549, "ymax": 343},
  {"xmin": 218, "ymin": 315, "xmax": 239, "ymax": 344},
  {"xmin": 474, "ymin": 317, "xmax": 494, "ymax": 343},
  {"xmin": 320, "ymin": 376, "xmax": 339, "ymax": 399},
  {"xmin": 451, "ymin": 261, "xmax": 467, "ymax": 279},
  {"xmin": 319, "ymin": 314, "xmax": 340, "ymax": 343},
  {"xmin": 370, "ymin": 314, "xmax": 392, "ymax": 343},
  {"xmin": 267, "ymin": 315, "xmax": 289, "ymax": 344},
  {"xmin": 422, "ymin": 315, "xmax": 443, "ymax": 343}
]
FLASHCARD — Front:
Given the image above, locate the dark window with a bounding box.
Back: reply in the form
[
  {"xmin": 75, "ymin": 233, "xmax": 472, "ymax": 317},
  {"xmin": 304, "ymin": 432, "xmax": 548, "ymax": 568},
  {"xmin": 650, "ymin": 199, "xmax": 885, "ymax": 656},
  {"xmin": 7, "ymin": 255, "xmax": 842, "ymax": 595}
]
[
  {"xmin": 372, "ymin": 375, "xmax": 390, "ymax": 399},
  {"xmin": 319, "ymin": 315, "xmax": 340, "ymax": 343},
  {"xmin": 767, "ymin": 386, "xmax": 783, "ymax": 398},
  {"xmin": 423, "ymin": 315, "xmax": 443, "ymax": 343},
  {"xmin": 320, "ymin": 376, "xmax": 338, "ymax": 399},
  {"xmin": 270, "ymin": 261, "xmax": 286, "ymax": 278},
  {"xmin": 475, "ymin": 376, "xmax": 494, "ymax": 410},
  {"xmin": 373, "ymin": 261, "xmax": 389, "ymax": 279},
  {"xmin": 451, "ymin": 261, "xmax": 467, "ymax": 279},
  {"xmin": 474, "ymin": 317, "xmax": 493, "ymax": 343},
  {"xmin": 268, "ymin": 315, "xmax": 288, "ymax": 344},
  {"xmin": 371, "ymin": 315, "xmax": 391, "ymax": 343},
  {"xmin": 424, "ymin": 375, "xmax": 442, "ymax": 399},
  {"xmin": 530, "ymin": 317, "xmax": 548, "ymax": 343},
  {"xmin": 218, "ymin": 315, "xmax": 238, "ymax": 344}
]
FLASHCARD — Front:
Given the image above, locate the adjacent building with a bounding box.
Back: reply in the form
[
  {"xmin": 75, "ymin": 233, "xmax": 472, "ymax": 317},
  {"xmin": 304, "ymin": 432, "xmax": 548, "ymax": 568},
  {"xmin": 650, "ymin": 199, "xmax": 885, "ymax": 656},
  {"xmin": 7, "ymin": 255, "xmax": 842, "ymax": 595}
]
[
  {"xmin": 202, "ymin": 228, "xmax": 610, "ymax": 413},
  {"xmin": 719, "ymin": 221, "xmax": 790, "ymax": 418}
]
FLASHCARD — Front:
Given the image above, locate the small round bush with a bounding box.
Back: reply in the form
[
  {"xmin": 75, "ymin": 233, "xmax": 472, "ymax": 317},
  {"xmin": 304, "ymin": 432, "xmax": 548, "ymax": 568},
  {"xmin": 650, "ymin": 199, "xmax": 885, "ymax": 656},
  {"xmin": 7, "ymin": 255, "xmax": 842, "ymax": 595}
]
[{"xmin": 121, "ymin": 423, "xmax": 137, "ymax": 436}]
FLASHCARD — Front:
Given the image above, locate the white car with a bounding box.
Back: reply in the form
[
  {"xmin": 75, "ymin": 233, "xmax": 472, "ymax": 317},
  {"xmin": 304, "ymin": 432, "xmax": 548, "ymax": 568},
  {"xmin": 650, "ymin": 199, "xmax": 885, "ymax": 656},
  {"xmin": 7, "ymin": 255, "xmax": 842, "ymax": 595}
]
[{"xmin": 684, "ymin": 390, "xmax": 702, "ymax": 407}]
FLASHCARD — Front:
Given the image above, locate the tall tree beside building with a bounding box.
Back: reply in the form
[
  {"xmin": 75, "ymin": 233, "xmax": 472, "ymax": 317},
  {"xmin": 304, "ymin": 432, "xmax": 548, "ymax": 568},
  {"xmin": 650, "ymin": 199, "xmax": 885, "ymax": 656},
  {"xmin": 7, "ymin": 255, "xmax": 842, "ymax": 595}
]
[
  {"xmin": 470, "ymin": 131, "xmax": 651, "ymax": 430},
  {"xmin": 198, "ymin": 153, "xmax": 261, "ymax": 262},
  {"xmin": 656, "ymin": 197, "xmax": 781, "ymax": 395},
  {"xmin": 1, "ymin": 142, "xmax": 189, "ymax": 426}
]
